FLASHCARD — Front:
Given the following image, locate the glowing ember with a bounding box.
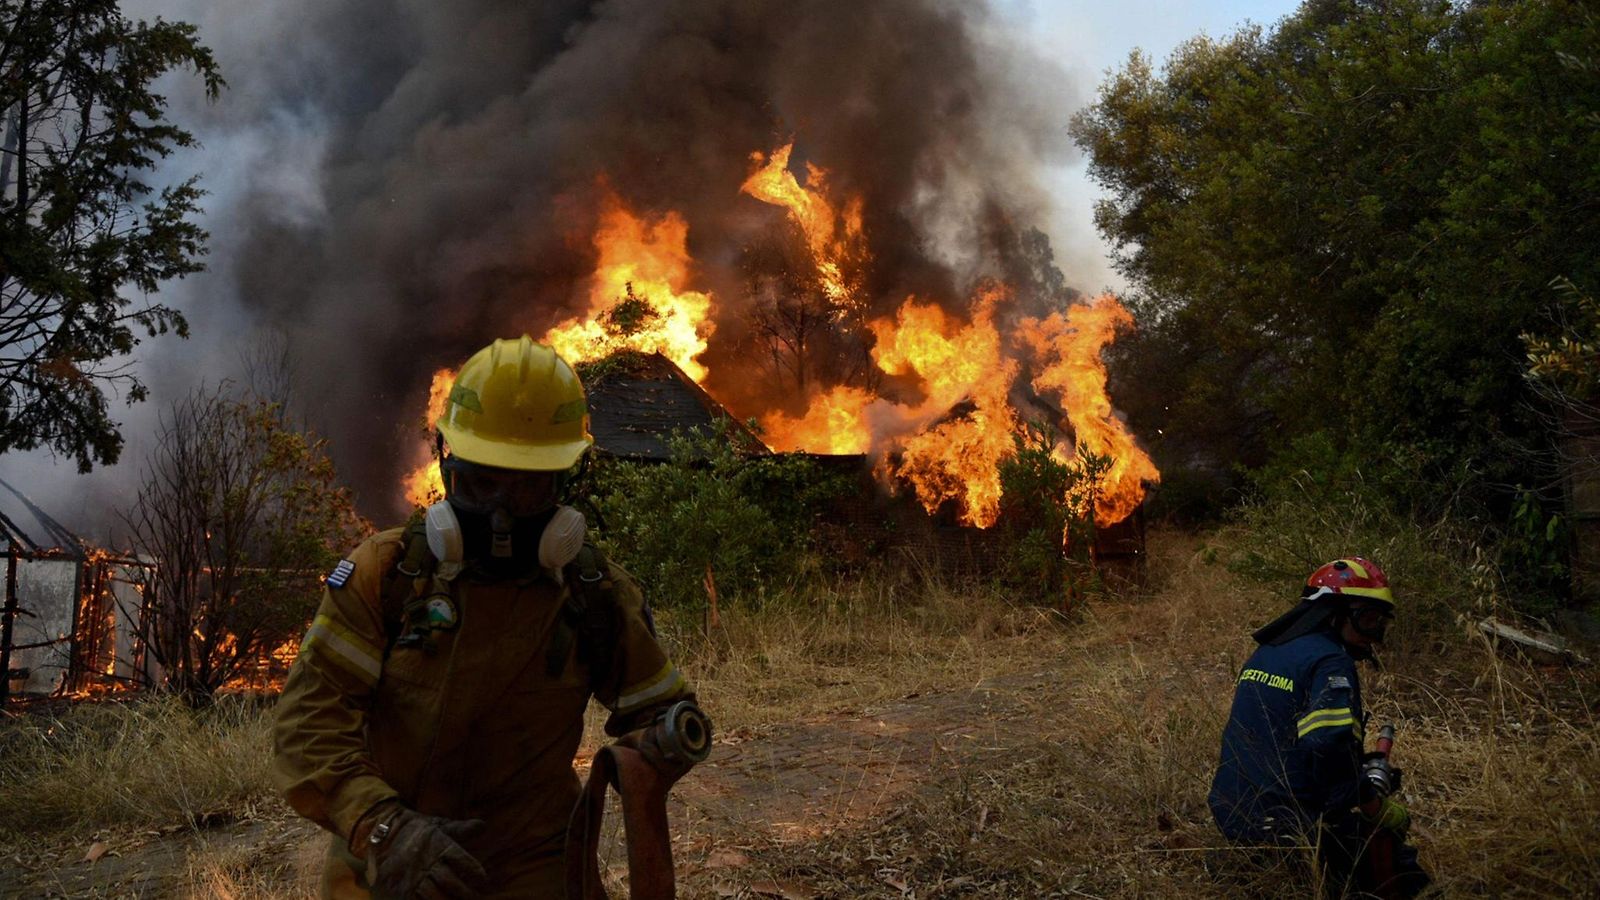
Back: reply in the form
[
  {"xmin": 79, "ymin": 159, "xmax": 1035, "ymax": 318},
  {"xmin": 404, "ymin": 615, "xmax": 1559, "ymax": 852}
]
[
  {"xmin": 1017, "ymin": 294, "xmax": 1161, "ymax": 524},
  {"xmin": 545, "ymin": 191, "xmax": 715, "ymax": 380},
  {"xmin": 741, "ymin": 143, "xmax": 865, "ymax": 308}
]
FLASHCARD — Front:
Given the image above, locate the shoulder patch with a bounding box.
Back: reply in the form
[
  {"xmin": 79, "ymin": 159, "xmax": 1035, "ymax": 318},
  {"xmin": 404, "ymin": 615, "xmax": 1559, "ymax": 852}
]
[
  {"xmin": 1328, "ymin": 675, "xmax": 1351, "ymax": 690},
  {"xmin": 326, "ymin": 559, "xmax": 356, "ymax": 589}
]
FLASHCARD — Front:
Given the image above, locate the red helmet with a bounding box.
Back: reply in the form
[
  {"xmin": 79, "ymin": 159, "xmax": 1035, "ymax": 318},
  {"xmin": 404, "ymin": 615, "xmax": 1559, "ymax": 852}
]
[{"xmin": 1303, "ymin": 557, "xmax": 1394, "ymax": 607}]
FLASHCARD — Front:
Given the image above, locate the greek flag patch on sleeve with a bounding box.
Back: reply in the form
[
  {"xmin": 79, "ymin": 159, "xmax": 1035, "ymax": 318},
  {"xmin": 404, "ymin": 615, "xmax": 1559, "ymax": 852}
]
[
  {"xmin": 326, "ymin": 559, "xmax": 356, "ymax": 589},
  {"xmin": 1328, "ymin": 675, "xmax": 1351, "ymax": 689}
]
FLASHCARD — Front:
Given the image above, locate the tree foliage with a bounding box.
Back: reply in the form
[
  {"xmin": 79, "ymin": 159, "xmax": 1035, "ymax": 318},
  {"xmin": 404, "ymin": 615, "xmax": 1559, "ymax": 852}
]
[
  {"xmin": 0, "ymin": 0, "xmax": 222, "ymax": 471},
  {"xmin": 1074, "ymin": 0, "xmax": 1600, "ymax": 514},
  {"xmin": 121, "ymin": 385, "xmax": 365, "ymax": 701},
  {"xmin": 1525, "ymin": 277, "xmax": 1600, "ymax": 402}
]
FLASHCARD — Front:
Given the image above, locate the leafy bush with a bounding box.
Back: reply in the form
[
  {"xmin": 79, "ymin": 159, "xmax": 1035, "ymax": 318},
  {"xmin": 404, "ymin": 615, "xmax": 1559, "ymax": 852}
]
[
  {"xmin": 590, "ymin": 419, "xmax": 846, "ymax": 611},
  {"xmin": 1245, "ymin": 430, "xmax": 1571, "ymax": 619},
  {"xmin": 996, "ymin": 422, "xmax": 1110, "ymax": 607}
]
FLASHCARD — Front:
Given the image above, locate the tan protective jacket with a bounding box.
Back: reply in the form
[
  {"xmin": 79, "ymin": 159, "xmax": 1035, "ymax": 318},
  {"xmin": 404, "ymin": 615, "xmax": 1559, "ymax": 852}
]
[{"xmin": 271, "ymin": 527, "xmax": 692, "ymax": 898}]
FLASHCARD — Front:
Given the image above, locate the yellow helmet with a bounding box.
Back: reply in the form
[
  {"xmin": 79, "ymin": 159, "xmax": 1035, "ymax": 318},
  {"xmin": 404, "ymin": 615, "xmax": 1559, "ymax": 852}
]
[{"xmin": 436, "ymin": 336, "xmax": 593, "ymax": 471}]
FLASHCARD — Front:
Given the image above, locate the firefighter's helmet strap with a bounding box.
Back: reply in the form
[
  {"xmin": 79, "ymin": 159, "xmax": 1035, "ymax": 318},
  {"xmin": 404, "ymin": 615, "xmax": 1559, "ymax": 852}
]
[{"xmin": 380, "ymin": 521, "xmax": 438, "ymax": 651}]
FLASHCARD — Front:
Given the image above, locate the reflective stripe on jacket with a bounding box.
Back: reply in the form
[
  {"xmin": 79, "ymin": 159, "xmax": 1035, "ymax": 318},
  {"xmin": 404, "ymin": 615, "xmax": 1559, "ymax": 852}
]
[
  {"xmin": 1208, "ymin": 629, "xmax": 1364, "ymax": 840},
  {"xmin": 271, "ymin": 526, "xmax": 693, "ymax": 896}
]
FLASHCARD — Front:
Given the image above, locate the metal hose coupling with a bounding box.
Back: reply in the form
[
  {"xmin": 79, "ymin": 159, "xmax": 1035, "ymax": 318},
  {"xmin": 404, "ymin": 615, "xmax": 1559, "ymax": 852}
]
[
  {"xmin": 655, "ymin": 700, "xmax": 713, "ymax": 765},
  {"xmin": 1361, "ymin": 723, "xmax": 1397, "ymax": 799}
]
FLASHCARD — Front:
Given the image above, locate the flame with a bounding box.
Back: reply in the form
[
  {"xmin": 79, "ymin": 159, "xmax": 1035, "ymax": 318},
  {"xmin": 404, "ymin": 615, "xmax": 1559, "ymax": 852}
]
[
  {"xmin": 760, "ymin": 385, "xmax": 876, "ymax": 454},
  {"xmin": 741, "ymin": 143, "xmax": 865, "ymax": 308},
  {"xmin": 763, "ymin": 289, "xmax": 1156, "ymax": 527},
  {"xmin": 218, "ymin": 633, "xmax": 304, "ymax": 693},
  {"xmin": 402, "ymin": 367, "xmax": 455, "ymax": 509},
  {"xmin": 1017, "ymin": 294, "xmax": 1161, "ymax": 523},
  {"xmin": 545, "ymin": 191, "xmax": 715, "ymax": 380},
  {"xmin": 871, "ymin": 290, "xmax": 1017, "ymax": 527},
  {"xmin": 761, "ymin": 290, "xmax": 1019, "ymax": 527}
]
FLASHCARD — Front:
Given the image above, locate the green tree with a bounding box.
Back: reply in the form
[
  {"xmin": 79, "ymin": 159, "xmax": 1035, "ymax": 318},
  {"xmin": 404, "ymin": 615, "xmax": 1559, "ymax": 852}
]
[
  {"xmin": 0, "ymin": 0, "xmax": 222, "ymax": 471},
  {"xmin": 1075, "ymin": 0, "xmax": 1600, "ymax": 515},
  {"xmin": 121, "ymin": 384, "xmax": 365, "ymax": 701}
]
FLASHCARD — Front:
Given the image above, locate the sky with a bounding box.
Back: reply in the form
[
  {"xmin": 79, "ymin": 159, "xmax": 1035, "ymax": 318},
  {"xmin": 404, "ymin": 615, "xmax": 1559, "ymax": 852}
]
[
  {"xmin": 0, "ymin": 0, "xmax": 1305, "ymax": 536},
  {"xmin": 1000, "ymin": 0, "xmax": 1303, "ymax": 293}
]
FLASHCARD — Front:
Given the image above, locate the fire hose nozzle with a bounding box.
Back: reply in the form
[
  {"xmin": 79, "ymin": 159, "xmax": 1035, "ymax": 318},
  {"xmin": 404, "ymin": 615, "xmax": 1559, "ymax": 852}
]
[
  {"xmin": 656, "ymin": 700, "xmax": 713, "ymax": 765},
  {"xmin": 1362, "ymin": 722, "xmax": 1398, "ymax": 799}
]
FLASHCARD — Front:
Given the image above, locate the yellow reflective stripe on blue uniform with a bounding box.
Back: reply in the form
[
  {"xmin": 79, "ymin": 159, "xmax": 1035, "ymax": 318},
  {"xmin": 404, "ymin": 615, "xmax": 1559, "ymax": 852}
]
[
  {"xmin": 1296, "ymin": 706, "xmax": 1357, "ymax": 738},
  {"xmin": 617, "ymin": 662, "xmax": 686, "ymax": 713},
  {"xmin": 303, "ymin": 614, "xmax": 382, "ymax": 686}
]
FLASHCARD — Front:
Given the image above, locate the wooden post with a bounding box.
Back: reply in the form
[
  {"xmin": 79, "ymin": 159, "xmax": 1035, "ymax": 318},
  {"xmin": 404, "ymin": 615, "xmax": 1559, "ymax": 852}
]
[
  {"xmin": 702, "ymin": 563, "xmax": 721, "ymax": 634},
  {"xmin": 1, "ymin": 547, "xmax": 20, "ymax": 707}
]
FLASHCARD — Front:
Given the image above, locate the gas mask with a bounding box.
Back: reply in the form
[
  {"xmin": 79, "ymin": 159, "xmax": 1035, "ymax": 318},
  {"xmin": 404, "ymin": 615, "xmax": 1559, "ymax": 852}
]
[{"xmin": 428, "ymin": 457, "xmax": 587, "ymax": 576}]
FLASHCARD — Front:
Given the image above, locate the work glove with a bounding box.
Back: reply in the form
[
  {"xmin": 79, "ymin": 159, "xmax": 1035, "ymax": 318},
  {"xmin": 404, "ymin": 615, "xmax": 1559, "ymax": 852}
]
[
  {"xmin": 1360, "ymin": 795, "xmax": 1411, "ymax": 840},
  {"xmin": 363, "ymin": 804, "xmax": 490, "ymax": 900}
]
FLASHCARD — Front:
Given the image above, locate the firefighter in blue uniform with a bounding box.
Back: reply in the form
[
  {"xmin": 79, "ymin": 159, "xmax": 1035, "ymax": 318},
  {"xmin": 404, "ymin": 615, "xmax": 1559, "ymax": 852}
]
[{"xmin": 1209, "ymin": 557, "xmax": 1430, "ymax": 897}]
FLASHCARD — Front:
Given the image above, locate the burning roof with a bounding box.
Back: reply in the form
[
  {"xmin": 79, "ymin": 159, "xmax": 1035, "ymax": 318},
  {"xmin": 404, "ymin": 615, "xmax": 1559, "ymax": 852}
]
[
  {"xmin": 583, "ymin": 352, "xmax": 764, "ymax": 462},
  {"xmin": 0, "ymin": 478, "xmax": 84, "ymax": 558}
]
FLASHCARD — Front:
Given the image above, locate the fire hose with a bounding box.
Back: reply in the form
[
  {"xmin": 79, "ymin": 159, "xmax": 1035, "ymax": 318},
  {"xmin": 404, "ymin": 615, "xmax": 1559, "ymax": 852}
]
[
  {"xmin": 565, "ymin": 701, "xmax": 713, "ymax": 900},
  {"xmin": 1359, "ymin": 723, "xmax": 1400, "ymax": 899}
]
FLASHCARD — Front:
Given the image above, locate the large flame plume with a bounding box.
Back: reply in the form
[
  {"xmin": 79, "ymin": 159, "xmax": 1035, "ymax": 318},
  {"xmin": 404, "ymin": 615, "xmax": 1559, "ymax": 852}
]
[
  {"xmin": 741, "ymin": 143, "xmax": 866, "ymax": 309},
  {"xmin": 404, "ymin": 190, "xmax": 720, "ymax": 507},
  {"xmin": 1018, "ymin": 298, "xmax": 1162, "ymax": 524},
  {"xmin": 869, "ymin": 289, "xmax": 1018, "ymax": 527}
]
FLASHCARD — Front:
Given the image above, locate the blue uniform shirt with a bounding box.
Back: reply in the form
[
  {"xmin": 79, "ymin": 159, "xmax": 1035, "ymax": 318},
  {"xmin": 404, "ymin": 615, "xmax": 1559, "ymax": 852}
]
[{"xmin": 1209, "ymin": 630, "xmax": 1365, "ymax": 840}]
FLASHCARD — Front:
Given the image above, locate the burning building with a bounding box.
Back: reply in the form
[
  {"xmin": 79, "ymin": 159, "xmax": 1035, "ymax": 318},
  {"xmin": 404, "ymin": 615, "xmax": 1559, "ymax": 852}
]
[
  {"xmin": 0, "ymin": 479, "xmax": 155, "ymax": 702},
  {"xmin": 403, "ymin": 147, "xmax": 1158, "ymax": 541}
]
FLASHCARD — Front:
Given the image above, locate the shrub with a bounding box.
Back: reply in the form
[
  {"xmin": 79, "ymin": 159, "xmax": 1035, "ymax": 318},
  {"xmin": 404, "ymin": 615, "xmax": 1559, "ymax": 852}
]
[
  {"xmin": 590, "ymin": 419, "xmax": 846, "ymax": 611},
  {"xmin": 1221, "ymin": 473, "xmax": 1495, "ymax": 647},
  {"xmin": 996, "ymin": 421, "xmax": 1111, "ymax": 607}
]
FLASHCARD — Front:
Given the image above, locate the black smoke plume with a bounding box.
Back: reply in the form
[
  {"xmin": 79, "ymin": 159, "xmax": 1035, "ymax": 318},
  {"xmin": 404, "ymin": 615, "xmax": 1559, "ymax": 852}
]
[{"xmin": 200, "ymin": 0, "xmax": 1078, "ymax": 521}]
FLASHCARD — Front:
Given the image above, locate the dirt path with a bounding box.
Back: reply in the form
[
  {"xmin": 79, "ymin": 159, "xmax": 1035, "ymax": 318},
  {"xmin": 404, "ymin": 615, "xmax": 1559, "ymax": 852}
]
[
  {"xmin": 1, "ymin": 669, "xmax": 1061, "ymax": 899},
  {"xmin": 680, "ymin": 669, "xmax": 1047, "ymax": 839}
]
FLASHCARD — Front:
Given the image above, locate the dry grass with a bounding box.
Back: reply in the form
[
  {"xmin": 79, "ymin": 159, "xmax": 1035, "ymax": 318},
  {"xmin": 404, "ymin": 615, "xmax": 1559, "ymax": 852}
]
[
  {"xmin": 2, "ymin": 529, "xmax": 1596, "ymax": 898},
  {"xmin": 0, "ymin": 695, "xmax": 278, "ymax": 841},
  {"xmin": 180, "ymin": 834, "xmax": 321, "ymax": 900},
  {"xmin": 680, "ymin": 531, "xmax": 1600, "ymax": 898},
  {"xmin": 661, "ymin": 562, "xmax": 1072, "ymax": 732}
]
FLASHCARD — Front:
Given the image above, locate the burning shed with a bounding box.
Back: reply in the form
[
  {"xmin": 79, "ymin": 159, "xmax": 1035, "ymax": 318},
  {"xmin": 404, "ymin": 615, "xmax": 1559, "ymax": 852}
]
[{"xmin": 0, "ymin": 479, "xmax": 154, "ymax": 703}]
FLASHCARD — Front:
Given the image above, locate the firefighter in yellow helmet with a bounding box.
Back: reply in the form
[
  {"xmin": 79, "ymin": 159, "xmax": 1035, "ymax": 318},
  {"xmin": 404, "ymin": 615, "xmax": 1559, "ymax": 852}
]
[{"xmin": 272, "ymin": 337, "xmax": 706, "ymax": 899}]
